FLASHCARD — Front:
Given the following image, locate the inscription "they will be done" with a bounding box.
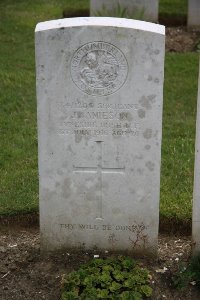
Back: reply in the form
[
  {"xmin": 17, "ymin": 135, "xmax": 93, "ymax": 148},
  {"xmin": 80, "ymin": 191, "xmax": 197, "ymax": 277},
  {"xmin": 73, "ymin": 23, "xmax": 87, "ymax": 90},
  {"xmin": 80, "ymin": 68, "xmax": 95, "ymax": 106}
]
[{"xmin": 59, "ymin": 223, "xmax": 146, "ymax": 232}]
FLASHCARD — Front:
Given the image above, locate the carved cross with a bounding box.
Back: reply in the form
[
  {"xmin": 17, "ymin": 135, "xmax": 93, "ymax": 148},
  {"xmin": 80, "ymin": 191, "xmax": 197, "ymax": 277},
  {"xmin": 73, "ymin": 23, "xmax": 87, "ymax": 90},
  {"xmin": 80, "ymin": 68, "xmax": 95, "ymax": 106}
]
[{"xmin": 73, "ymin": 141, "xmax": 124, "ymax": 220}]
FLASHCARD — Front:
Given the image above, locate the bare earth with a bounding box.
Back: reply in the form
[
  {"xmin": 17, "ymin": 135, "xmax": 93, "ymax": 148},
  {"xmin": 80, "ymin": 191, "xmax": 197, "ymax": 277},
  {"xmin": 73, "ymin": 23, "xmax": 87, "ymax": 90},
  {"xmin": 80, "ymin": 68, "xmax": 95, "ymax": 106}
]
[
  {"xmin": 1, "ymin": 28, "xmax": 200, "ymax": 300},
  {"xmin": 166, "ymin": 27, "xmax": 200, "ymax": 53},
  {"xmin": 1, "ymin": 226, "xmax": 200, "ymax": 300}
]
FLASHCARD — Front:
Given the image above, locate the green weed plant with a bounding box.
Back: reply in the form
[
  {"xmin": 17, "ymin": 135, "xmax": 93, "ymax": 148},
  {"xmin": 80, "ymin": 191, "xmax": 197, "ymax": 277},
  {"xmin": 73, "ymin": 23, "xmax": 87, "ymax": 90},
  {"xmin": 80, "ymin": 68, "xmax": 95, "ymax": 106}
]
[
  {"xmin": 173, "ymin": 253, "xmax": 200, "ymax": 290},
  {"xmin": 61, "ymin": 256, "xmax": 152, "ymax": 299}
]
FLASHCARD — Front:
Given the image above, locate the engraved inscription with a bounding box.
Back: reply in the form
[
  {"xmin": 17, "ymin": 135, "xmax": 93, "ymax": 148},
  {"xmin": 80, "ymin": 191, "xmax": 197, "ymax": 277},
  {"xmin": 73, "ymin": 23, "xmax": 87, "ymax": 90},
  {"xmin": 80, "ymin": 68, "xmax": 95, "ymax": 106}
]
[
  {"xmin": 71, "ymin": 42, "xmax": 128, "ymax": 96},
  {"xmin": 57, "ymin": 100, "xmax": 140, "ymax": 138},
  {"xmin": 59, "ymin": 223, "xmax": 147, "ymax": 233},
  {"xmin": 58, "ymin": 223, "xmax": 148, "ymax": 248}
]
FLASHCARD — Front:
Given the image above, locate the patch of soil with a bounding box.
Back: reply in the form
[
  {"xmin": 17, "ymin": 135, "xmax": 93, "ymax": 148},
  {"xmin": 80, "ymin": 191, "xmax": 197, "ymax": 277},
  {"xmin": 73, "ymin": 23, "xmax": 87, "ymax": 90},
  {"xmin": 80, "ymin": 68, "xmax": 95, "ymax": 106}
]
[
  {"xmin": 63, "ymin": 8, "xmax": 89, "ymax": 19},
  {"xmin": 166, "ymin": 27, "xmax": 200, "ymax": 53},
  {"xmin": 1, "ymin": 226, "xmax": 200, "ymax": 300},
  {"xmin": 159, "ymin": 14, "xmax": 187, "ymax": 27}
]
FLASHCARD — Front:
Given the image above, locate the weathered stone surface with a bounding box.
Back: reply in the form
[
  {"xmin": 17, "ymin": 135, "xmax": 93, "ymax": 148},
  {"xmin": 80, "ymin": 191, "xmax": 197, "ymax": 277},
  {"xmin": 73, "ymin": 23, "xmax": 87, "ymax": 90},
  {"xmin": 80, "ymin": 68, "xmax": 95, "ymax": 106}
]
[
  {"xmin": 90, "ymin": 0, "xmax": 159, "ymax": 22},
  {"xmin": 193, "ymin": 59, "xmax": 200, "ymax": 253},
  {"xmin": 35, "ymin": 17, "xmax": 165, "ymax": 255},
  {"xmin": 188, "ymin": 0, "xmax": 200, "ymax": 28}
]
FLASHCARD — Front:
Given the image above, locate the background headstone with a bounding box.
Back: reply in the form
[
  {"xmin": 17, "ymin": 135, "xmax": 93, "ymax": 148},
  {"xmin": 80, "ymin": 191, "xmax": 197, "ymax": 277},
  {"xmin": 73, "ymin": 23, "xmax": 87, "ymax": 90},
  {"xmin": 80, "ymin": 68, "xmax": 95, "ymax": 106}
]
[
  {"xmin": 90, "ymin": 0, "xmax": 159, "ymax": 22},
  {"xmin": 188, "ymin": 0, "xmax": 200, "ymax": 28},
  {"xmin": 35, "ymin": 17, "xmax": 165, "ymax": 255},
  {"xmin": 193, "ymin": 59, "xmax": 200, "ymax": 253}
]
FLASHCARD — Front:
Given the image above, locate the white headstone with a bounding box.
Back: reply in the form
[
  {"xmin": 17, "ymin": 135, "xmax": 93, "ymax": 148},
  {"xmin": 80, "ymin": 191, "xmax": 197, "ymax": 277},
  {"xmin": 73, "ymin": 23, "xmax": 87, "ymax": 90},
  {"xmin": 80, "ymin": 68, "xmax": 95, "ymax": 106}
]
[
  {"xmin": 193, "ymin": 59, "xmax": 200, "ymax": 253},
  {"xmin": 90, "ymin": 0, "xmax": 159, "ymax": 22},
  {"xmin": 35, "ymin": 17, "xmax": 165, "ymax": 255},
  {"xmin": 188, "ymin": 0, "xmax": 200, "ymax": 28}
]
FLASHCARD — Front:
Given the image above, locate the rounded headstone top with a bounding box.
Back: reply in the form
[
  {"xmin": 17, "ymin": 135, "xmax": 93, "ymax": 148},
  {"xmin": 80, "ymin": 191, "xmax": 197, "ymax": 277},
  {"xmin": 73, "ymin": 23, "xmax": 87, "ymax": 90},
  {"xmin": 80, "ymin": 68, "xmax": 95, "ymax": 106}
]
[{"xmin": 35, "ymin": 17, "xmax": 165, "ymax": 35}]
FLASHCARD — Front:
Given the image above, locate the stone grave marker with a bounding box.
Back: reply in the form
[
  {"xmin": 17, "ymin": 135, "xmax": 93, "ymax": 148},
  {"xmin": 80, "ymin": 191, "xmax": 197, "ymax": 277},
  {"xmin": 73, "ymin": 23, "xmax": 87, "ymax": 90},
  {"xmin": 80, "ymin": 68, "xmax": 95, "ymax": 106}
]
[
  {"xmin": 90, "ymin": 0, "xmax": 159, "ymax": 22},
  {"xmin": 188, "ymin": 0, "xmax": 200, "ymax": 28},
  {"xmin": 35, "ymin": 17, "xmax": 165, "ymax": 255},
  {"xmin": 193, "ymin": 59, "xmax": 200, "ymax": 253}
]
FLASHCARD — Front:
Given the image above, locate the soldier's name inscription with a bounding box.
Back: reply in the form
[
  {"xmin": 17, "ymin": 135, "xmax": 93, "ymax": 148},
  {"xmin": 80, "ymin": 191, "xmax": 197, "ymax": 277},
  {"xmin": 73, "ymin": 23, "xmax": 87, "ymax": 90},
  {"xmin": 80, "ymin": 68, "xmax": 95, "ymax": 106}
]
[{"xmin": 57, "ymin": 100, "xmax": 140, "ymax": 137}]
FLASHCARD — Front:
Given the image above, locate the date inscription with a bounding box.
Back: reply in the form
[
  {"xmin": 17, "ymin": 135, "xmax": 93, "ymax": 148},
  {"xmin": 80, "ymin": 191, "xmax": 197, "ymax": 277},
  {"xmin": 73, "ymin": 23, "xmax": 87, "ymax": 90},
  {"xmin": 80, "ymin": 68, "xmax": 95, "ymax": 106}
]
[{"xmin": 57, "ymin": 100, "xmax": 140, "ymax": 137}]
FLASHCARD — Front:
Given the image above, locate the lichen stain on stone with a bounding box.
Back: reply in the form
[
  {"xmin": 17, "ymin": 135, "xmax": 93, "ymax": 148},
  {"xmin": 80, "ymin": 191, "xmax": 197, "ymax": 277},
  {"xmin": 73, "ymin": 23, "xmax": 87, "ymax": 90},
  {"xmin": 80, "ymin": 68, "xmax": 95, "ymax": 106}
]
[
  {"xmin": 43, "ymin": 188, "xmax": 56, "ymax": 200},
  {"xmin": 145, "ymin": 161, "xmax": 155, "ymax": 171},
  {"xmin": 84, "ymin": 190, "xmax": 96, "ymax": 203},
  {"xmin": 63, "ymin": 161, "xmax": 68, "ymax": 168},
  {"xmin": 145, "ymin": 144, "xmax": 151, "ymax": 150},
  {"xmin": 102, "ymin": 181, "xmax": 109, "ymax": 190},
  {"xmin": 78, "ymin": 182, "xmax": 99, "ymax": 203},
  {"xmin": 62, "ymin": 178, "xmax": 72, "ymax": 198},
  {"xmin": 154, "ymin": 130, "xmax": 159, "ymax": 139},
  {"xmin": 85, "ymin": 178, "xmax": 95, "ymax": 189},
  {"xmin": 138, "ymin": 109, "xmax": 146, "ymax": 119},
  {"xmin": 138, "ymin": 196, "xmax": 146, "ymax": 203},
  {"xmin": 137, "ymin": 168, "xmax": 144, "ymax": 175},
  {"xmin": 129, "ymin": 187, "xmax": 135, "ymax": 194},
  {"xmin": 67, "ymin": 145, "xmax": 75, "ymax": 155},
  {"xmin": 135, "ymin": 154, "xmax": 143, "ymax": 160},
  {"xmin": 143, "ymin": 128, "xmax": 152, "ymax": 139},
  {"xmin": 139, "ymin": 94, "xmax": 156, "ymax": 110},
  {"xmin": 75, "ymin": 134, "xmax": 82, "ymax": 143},
  {"xmin": 112, "ymin": 207, "xmax": 121, "ymax": 215},
  {"xmin": 57, "ymin": 169, "xmax": 64, "ymax": 175},
  {"xmin": 72, "ymin": 205, "xmax": 91, "ymax": 217}
]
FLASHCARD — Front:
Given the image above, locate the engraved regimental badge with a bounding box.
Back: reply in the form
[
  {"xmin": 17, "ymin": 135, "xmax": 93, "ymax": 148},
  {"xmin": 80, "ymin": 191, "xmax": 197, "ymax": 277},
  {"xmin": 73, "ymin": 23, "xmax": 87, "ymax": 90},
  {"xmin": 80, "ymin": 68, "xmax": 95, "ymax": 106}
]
[{"xmin": 71, "ymin": 42, "xmax": 128, "ymax": 96}]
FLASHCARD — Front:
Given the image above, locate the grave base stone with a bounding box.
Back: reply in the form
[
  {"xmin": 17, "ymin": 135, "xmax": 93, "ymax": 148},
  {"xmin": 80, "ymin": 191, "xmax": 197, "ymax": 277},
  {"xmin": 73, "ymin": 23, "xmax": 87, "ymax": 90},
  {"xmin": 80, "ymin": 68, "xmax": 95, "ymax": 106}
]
[
  {"xmin": 188, "ymin": 0, "xmax": 200, "ymax": 28},
  {"xmin": 90, "ymin": 0, "xmax": 159, "ymax": 23}
]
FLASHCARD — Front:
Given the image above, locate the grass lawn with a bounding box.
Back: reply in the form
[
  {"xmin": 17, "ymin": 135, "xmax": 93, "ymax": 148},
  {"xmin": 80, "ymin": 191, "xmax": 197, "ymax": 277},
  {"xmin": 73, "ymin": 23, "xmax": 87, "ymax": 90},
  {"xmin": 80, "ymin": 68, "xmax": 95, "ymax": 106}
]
[
  {"xmin": 0, "ymin": 0, "xmax": 199, "ymax": 225},
  {"xmin": 161, "ymin": 53, "xmax": 198, "ymax": 221},
  {"xmin": 159, "ymin": 0, "xmax": 188, "ymax": 17}
]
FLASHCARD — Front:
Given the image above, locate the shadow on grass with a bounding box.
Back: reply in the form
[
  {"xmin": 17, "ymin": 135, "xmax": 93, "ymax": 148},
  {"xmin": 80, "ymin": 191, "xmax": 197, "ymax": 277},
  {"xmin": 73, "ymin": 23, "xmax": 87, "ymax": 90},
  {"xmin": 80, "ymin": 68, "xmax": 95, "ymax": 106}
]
[{"xmin": 63, "ymin": 8, "xmax": 89, "ymax": 18}]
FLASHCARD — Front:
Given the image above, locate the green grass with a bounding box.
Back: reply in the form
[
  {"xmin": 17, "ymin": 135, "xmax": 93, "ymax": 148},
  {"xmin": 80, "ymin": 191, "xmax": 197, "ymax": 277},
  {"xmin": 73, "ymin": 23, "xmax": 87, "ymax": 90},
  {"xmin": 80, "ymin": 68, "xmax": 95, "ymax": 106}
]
[
  {"xmin": 161, "ymin": 53, "xmax": 199, "ymax": 222},
  {"xmin": 0, "ymin": 0, "xmax": 88, "ymax": 215},
  {"xmin": 0, "ymin": 0, "xmax": 70, "ymax": 215},
  {"xmin": 159, "ymin": 0, "xmax": 188, "ymax": 17},
  {"xmin": 0, "ymin": 0, "xmax": 199, "ymax": 223}
]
